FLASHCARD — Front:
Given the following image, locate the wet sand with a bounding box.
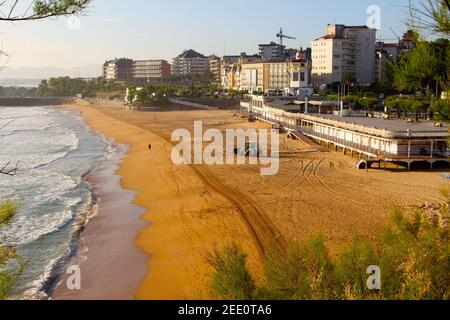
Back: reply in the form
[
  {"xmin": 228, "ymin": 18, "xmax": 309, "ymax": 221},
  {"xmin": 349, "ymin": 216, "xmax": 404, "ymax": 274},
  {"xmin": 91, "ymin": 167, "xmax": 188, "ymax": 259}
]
[{"xmin": 53, "ymin": 143, "xmax": 148, "ymax": 300}]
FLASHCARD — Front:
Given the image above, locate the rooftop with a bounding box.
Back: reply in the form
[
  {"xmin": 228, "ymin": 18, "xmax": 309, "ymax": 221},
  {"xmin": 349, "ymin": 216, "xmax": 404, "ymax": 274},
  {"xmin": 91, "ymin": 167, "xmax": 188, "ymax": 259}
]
[
  {"xmin": 313, "ymin": 34, "xmax": 344, "ymax": 41},
  {"xmin": 259, "ymin": 42, "xmax": 279, "ymax": 47},
  {"xmin": 176, "ymin": 49, "xmax": 207, "ymax": 59},
  {"xmin": 242, "ymin": 58, "xmax": 285, "ymax": 65},
  {"xmin": 305, "ymin": 113, "xmax": 449, "ymax": 136}
]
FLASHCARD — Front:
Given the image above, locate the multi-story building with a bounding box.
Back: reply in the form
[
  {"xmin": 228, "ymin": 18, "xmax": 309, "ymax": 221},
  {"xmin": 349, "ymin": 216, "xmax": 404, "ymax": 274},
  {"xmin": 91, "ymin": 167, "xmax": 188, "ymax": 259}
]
[
  {"xmin": 221, "ymin": 53, "xmax": 261, "ymax": 90},
  {"xmin": 171, "ymin": 49, "xmax": 210, "ymax": 78},
  {"xmin": 374, "ymin": 42, "xmax": 399, "ymax": 83},
  {"xmin": 102, "ymin": 58, "xmax": 134, "ymax": 81},
  {"xmin": 222, "ymin": 49, "xmax": 313, "ymax": 95},
  {"xmin": 133, "ymin": 59, "xmax": 171, "ymax": 82},
  {"xmin": 240, "ymin": 59, "xmax": 290, "ymax": 93},
  {"xmin": 286, "ymin": 53, "xmax": 312, "ymax": 96},
  {"xmin": 209, "ymin": 55, "xmax": 221, "ymax": 83},
  {"xmin": 222, "ymin": 64, "xmax": 242, "ymax": 91},
  {"xmin": 311, "ymin": 24, "xmax": 376, "ymax": 87},
  {"xmin": 221, "ymin": 56, "xmax": 241, "ymax": 90},
  {"xmin": 259, "ymin": 42, "xmax": 285, "ymax": 59},
  {"xmin": 240, "ymin": 61, "xmax": 265, "ymax": 93}
]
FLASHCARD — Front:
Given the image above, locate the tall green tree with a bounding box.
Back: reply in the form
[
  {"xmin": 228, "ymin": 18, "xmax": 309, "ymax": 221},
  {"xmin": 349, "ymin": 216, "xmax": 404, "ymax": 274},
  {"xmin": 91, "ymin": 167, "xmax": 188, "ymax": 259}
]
[{"xmin": 391, "ymin": 40, "xmax": 445, "ymax": 94}]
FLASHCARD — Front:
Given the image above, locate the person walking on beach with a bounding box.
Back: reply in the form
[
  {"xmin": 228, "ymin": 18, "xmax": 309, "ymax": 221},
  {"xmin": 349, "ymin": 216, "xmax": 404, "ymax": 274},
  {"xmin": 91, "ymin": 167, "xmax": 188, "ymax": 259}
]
[{"xmin": 148, "ymin": 144, "xmax": 152, "ymax": 151}]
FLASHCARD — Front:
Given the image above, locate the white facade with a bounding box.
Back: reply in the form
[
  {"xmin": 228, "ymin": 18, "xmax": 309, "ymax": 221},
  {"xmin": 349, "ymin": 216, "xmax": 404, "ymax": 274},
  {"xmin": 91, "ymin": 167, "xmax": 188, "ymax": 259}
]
[
  {"xmin": 311, "ymin": 24, "xmax": 376, "ymax": 86},
  {"xmin": 241, "ymin": 95, "xmax": 449, "ymax": 163},
  {"xmin": 311, "ymin": 38, "xmax": 343, "ymax": 85},
  {"xmin": 286, "ymin": 58, "xmax": 313, "ymax": 96},
  {"xmin": 103, "ymin": 61, "xmax": 117, "ymax": 80},
  {"xmin": 209, "ymin": 57, "xmax": 221, "ymax": 83}
]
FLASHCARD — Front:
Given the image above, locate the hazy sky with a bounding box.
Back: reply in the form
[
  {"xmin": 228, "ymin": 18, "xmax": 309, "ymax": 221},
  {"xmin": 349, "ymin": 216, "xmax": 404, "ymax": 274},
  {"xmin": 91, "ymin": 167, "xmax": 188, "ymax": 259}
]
[{"xmin": 0, "ymin": 0, "xmax": 414, "ymax": 69}]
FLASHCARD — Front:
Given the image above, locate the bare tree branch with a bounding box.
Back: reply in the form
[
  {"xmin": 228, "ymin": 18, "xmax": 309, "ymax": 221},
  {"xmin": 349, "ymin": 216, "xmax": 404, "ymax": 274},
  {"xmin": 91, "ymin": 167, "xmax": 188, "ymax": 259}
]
[
  {"xmin": 0, "ymin": 118, "xmax": 16, "ymax": 130},
  {"xmin": 0, "ymin": 118, "xmax": 19, "ymax": 175},
  {"xmin": 0, "ymin": 161, "xmax": 19, "ymax": 176}
]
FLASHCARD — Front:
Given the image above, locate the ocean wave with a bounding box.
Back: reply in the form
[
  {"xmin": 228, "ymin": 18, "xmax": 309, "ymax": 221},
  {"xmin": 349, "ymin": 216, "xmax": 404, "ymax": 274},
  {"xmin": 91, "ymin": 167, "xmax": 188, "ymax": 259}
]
[
  {"xmin": 0, "ymin": 170, "xmax": 82, "ymax": 246},
  {"xmin": 0, "ymin": 107, "xmax": 50, "ymax": 119},
  {"xmin": 0, "ymin": 106, "xmax": 110, "ymax": 299},
  {"xmin": 99, "ymin": 134, "xmax": 117, "ymax": 160},
  {"xmin": 22, "ymin": 244, "xmax": 73, "ymax": 301},
  {"xmin": 0, "ymin": 113, "xmax": 54, "ymax": 132},
  {"xmin": 22, "ymin": 189, "xmax": 99, "ymax": 300},
  {"xmin": 0, "ymin": 131, "xmax": 80, "ymax": 170},
  {"xmin": 3, "ymin": 196, "xmax": 82, "ymax": 247},
  {"xmin": 22, "ymin": 257, "xmax": 61, "ymax": 300}
]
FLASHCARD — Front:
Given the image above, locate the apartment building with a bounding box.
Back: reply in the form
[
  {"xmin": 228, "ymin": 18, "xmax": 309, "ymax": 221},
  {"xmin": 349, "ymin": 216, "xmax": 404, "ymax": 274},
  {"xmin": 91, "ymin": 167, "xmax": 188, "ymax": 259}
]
[
  {"xmin": 240, "ymin": 59, "xmax": 290, "ymax": 93},
  {"xmin": 209, "ymin": 56, "xmax": 221, "ymax": 83},
  {"xmin": 133, "ymin": 59, "xmax": 171, "ymax": 82},
  {"xmin": 221, "ymin": 54, "xmax": 261, "ymax": 90},
  {"xmin": 240, "ymin": 61, "xmax": 265, "ymax": 93},
  {"xmin": 171, "ymin": 49, "xmax": 210, "ymax": 77},
  {"xmin": 259, "ymin": 42, "xmax": 285, "ymax": 59},
  {"xmin": 311, "ymin": 24, "xmax": 376, "ymax": 87},
  {"xmin": 102, "ymin": 58, "xmax": 134, "ymax": 81}
]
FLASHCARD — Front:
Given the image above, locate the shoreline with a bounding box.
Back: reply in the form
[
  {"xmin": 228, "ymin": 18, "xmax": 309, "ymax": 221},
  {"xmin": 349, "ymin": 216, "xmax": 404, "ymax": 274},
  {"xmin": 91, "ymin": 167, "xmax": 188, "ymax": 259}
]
[
  {"xmin": 53, "ymin": 103, "xmax": 262, "ymax": 300},
  {"xmin": 48, "ymin": 102, "xmax": 446, "ymax": 300},
  {"xmin": 52, "ymin": 117, "xmax": 148, "ymax": 300}
]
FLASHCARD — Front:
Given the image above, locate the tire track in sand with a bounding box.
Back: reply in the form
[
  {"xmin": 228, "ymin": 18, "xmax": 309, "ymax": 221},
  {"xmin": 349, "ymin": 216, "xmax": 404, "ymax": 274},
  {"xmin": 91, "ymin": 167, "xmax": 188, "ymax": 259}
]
[
  {"xmin": 281, "ymin": 159, "xmax": 314, "ymax": 190},
  {"xmin": 131, "ymin": 121, "xmax": 287, "ymax": 256},
  {"xmin": 191, "ymin": 164, "xmax": 287, "ymax": 256}
]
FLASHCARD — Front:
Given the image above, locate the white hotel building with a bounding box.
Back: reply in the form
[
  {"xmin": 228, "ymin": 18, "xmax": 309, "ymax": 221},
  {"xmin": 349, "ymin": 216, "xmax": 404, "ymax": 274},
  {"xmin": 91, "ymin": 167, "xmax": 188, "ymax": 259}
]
[{"xmin": 311, "ymin": 24, "xmax": 376, "ymax": 87}]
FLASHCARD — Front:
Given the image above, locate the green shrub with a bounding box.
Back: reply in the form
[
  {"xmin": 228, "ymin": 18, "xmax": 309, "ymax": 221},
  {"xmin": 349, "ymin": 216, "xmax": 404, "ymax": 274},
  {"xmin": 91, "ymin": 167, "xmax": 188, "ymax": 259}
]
[
  {"xmin": 206, "ymin": 243, "xmax": 256, "ymax": 300},
  {"xmin": 0, "ymin": 198, "xmax": 19, "ymax": 226},
  {"xmin": 264, "ymin": 237, "xmax": 337, "ymax": 300},
  {"xmin": 208, "ymin": 206, "xmax": 449, "ymax": 300},
  {"xmin": 0, "ymin": 198, "xmax": 20, "ymax": 300}
]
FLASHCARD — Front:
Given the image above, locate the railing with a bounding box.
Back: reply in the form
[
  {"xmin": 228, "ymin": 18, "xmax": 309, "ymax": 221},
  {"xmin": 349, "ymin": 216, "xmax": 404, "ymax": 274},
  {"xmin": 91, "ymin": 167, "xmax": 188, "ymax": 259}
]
[
  {"xmin": 251, "ymin": 112, "xmax": 450, "ymax": 159},
  {"xmin": 299, "ymin": 114, "xmax": 448, "ymax": 139},
  {"xmin": 242, "ymin": 101, "xmax": 449, "ymax": 140}
]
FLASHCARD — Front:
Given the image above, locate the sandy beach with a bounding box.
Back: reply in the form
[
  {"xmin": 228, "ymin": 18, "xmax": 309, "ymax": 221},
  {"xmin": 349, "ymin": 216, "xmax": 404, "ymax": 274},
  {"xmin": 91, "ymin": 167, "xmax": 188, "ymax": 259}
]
[
  {"xmin": 52, "ymin": 101, "xmax": 449, "ymax": 300},
  {"xmin": 53, "ymin": 103, "xmax": 262, "ymax": 300},
  {"xmin": 53, "ymin": 142, "xmax": 148, "ymax": 300}
]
